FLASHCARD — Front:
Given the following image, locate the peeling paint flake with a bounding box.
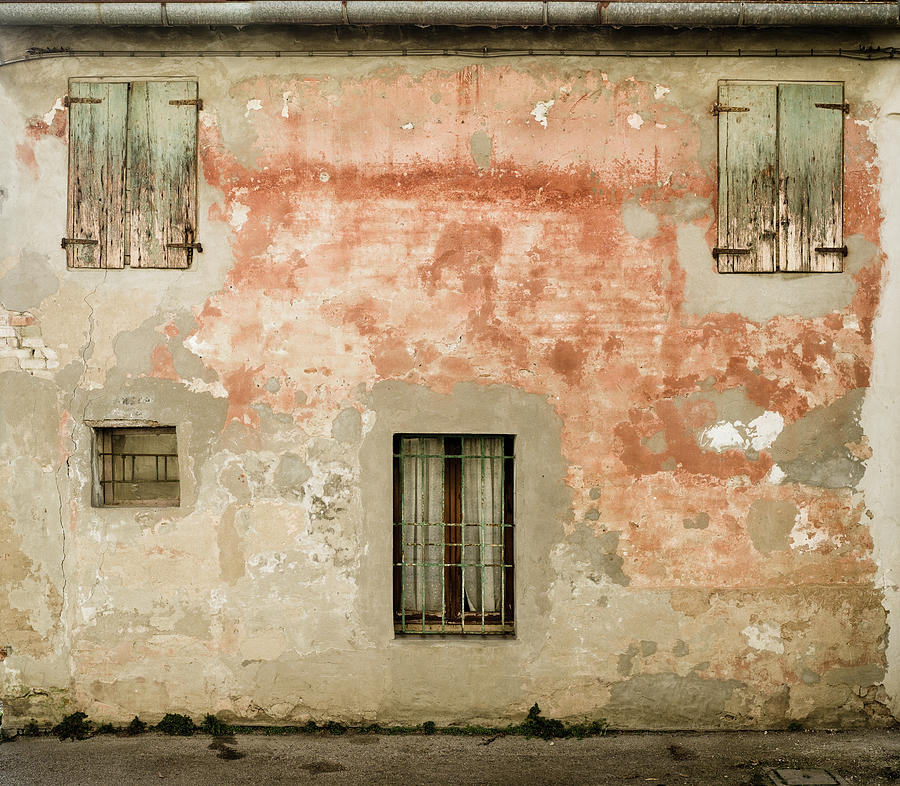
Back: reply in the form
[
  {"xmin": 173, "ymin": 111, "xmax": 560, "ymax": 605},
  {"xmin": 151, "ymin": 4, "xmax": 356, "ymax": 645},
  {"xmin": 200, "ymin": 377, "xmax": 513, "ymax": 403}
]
[
  {"xmin": 43, "ymin": 97, "xmax": 65, "ymax": 127},
  {"xmin": 742, "ymin": 622, "xmax": 785, "ymax": 654},
  {"xmin": 699, "ymin": 412, "xmax": 784, "ymax": 453},
  {"xmin": 245, "ymin": 99, "xmax": 263, "ymax": 118},
  {"xmin": 627, "ymin": 113, "xmax": 644, "ymax": 130},
  {"xmin": 530, "ymin": 100, "xmax": 554, "ymax": 128},
  {"xmin": 229, "ymin": 202, "xmax": 250, "ymax": 232}
]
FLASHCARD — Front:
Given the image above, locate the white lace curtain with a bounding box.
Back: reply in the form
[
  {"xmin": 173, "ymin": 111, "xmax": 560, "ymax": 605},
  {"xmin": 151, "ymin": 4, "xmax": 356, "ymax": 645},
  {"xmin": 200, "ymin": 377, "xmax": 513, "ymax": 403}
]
[{"xmin": 399, "ymin": 436, "xmax": 505, "ymax": 616}]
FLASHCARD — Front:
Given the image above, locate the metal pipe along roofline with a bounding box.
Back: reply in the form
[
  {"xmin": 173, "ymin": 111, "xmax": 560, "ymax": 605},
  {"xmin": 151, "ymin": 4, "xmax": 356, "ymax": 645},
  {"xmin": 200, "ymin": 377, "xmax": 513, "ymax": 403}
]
[{"xmin": 0, "ymin": 1, "xmax": 897, "ymax": 28}]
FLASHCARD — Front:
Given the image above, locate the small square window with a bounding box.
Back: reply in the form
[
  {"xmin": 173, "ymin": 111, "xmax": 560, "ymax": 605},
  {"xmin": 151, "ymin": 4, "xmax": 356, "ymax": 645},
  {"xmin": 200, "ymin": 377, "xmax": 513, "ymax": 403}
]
[
  {"xmin": 393, "ymin": 435, "xmax": 514, "ymax": 635},
  {"xmin": 93, "ymin": 426, "xmax": 180, "ymax": 507}
]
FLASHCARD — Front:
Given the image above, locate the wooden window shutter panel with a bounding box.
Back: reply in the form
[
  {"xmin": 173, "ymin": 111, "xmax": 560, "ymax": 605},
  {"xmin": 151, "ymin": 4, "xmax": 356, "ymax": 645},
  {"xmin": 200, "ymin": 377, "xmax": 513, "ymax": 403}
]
[
  {"xmin": 66, "ymin": 82, "xmax": 128, "ymax": 269},
  {"xmin": 716, "ymin": 83, "xmax": 778, "ymax": 273},
  {"xmin": 777, "ymin": 83, "xmax": 844, "ymax": 273},
  {"xmin": 128, "ymin": 81, "xmax": 199, "ymax": 269}
]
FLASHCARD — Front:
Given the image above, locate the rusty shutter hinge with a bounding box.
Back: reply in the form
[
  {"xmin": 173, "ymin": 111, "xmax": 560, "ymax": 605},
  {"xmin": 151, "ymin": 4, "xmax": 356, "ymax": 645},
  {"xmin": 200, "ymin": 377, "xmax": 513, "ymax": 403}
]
[
  {"xmin": 712, "ymin": 103, "xmax": 749, "ymax": 116},
  {"xmin": 712, "ymin": 247, "xmax": 751, "ymax": 259},
  {"xmin": 61, "ymin": 237, "xmax": 98, "ymax": 248},
  {"xmin": 63, "ymin": 96, "xmax": 102, "ymax": 107},
  {"xmin": 815, "ymin": 102, "xmax": 850, "ymax": 114},
  {"xmin": 169, "ymin": 98, "xmax": 203, "ymax": 110},
  {"xmin": 815, "ymin": 245, "xmax": 848, "ymax": 256},
  {"xmin": 166, "ymin": 242, "xmax": 203, "ymax": 252}
]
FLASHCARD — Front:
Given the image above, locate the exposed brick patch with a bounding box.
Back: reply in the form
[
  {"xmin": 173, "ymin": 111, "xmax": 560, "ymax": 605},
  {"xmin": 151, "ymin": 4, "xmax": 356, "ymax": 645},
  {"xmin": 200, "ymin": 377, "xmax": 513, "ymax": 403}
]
[{"xmin": 0, "ymin": 309, "xmax": 58, "ymax": 376}]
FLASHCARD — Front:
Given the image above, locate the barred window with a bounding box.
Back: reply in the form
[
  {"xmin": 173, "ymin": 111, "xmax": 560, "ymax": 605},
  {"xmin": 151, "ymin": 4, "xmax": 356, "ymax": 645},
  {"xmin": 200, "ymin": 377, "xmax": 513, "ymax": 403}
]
[
  {"xmin": 93, "ymin": 426, "xmax": 180, "ymax": 507},
  {"xmin": 393, "ymin": 435, "xmax": 514, "ymax": 635}
]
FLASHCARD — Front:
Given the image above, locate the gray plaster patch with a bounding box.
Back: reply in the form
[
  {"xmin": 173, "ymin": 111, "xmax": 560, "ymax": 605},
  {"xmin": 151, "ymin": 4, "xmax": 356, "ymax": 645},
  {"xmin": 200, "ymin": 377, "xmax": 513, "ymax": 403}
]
[
  {"xmin": 358, "ymin": 380, "xmax": 570, "ymax": 629},
  {"xmin": 660, "ymin": 194, "xmax": 710, "ymax": 222},
  {"xmin": 0, "ymin": 371, "xmax": 61, "ymax": 467},
  {"xmin": 683, "ymin": 512, "xmax": 710, "ymax": 530},
  {"xmin": 823, "ymin": 664, "xmax": 885, "ymax": 686},
  {"xmin": 589, "ymin": 486, "xmax": 602, "ymax": 500},
  {"xmin": 687, "ymin": 387, "xmax": 763, "ymax": 426},
  {"xmin": 588, "ymin": 530, "xmax": 630, "ymax": 587},
  {"xmin": 621, "ymin": 200, "xmax": 659, "ymax": 240},
  {"xmin": 265, "ymin": 377, "xmax": 281, "ymax": 393},
  {"xmin": 801, "ymin": 668, "xmax": 821, "ymax": 685},
  {"xmin": 618, "ymin": 643, "xmax": 640, "ymax": 676},
  {"xmin": 640, "ymin": 640, "xmax": 658, "ymax": 657},
  {"xmin": 274, "ymin": 453, "xmax": 311, "ymax": 493},
  {"xmin": 644, "ymin": 430, "xmax": 667, "ymax": 454},
  {"xmin": 331, "ymin": 406, "xmax": 362, "ymax": 444},
  {"xmin": 469, "ymin": 130, "xmax": 492, "ymax": 171},
  {"xmin": 605, "ymin": 673, "xmax": 743, "ymax": 728},
  {"xmin": 673, "ymin": 640, "xmax": 690, "ymax": 657},
  {"xmin": 769, "ymin": 389, "xmax": 866, "ymax": 489},
  {"xmin": 0, "ymin": 253, "xmax": 58, "ymax": 311},
  {"xmin": 678, "ymin": 227, "xmax": 877, "ymax": 320},
  {"xmin": 747, "ymin": 499, "xmax": 798, "ymax": 553},
  {"xmin": 585, "ymin": 508, "xmax": 600, "ymax": 521}
]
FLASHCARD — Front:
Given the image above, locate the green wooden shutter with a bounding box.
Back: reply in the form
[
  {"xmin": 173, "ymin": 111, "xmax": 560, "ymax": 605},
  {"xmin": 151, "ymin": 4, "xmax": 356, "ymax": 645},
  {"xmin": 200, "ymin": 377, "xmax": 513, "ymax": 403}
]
[
  {"xmin": 66, "ymin": 82, "xmax": 128, "ymax": 269},
  {"xmin": 716, "ymin": 83, "xmax": 778, "ymax": 273},
  {"xmin": 777, "ymin": 83, "xmax": 844, "ymax": 273},
  {"xmin": 127, "ymin": 81, "xmax": 199, "ymax": 269}
]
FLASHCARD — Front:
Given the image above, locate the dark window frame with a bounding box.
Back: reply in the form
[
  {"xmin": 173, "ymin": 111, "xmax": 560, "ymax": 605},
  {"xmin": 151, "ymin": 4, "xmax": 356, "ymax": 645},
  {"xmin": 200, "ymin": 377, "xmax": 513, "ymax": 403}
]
[
  {"xmin": 92, "ymin": 425, "xmax": 180, "ymax": 508},
  {"xmin": 392, "ymin": 434, "xmax": 515, "ymax": 636}
]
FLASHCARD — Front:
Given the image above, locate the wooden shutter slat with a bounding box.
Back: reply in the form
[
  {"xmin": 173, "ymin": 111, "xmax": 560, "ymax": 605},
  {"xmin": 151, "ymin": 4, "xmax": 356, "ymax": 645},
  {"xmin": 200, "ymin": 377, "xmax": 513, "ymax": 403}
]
[
  {"xmin": 778, "ymin": 83, "xmax": 844, "ymax": 273},
  {"xmin": 717, "ymin": 83, "xmax": 778, "ymax": 273},
  {"xmin": 67, "ymin": 82, "xmax": 128, "ymax": 269},
  {"xmin": 128, "ymin": 81, "xmax": 198, "ymax": 269}
]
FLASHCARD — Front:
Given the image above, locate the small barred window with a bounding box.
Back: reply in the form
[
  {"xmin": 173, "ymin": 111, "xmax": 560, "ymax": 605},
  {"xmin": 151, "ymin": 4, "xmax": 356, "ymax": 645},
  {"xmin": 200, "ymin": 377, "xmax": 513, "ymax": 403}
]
[{"xmin": 93, "ymin": 426, "xmax": 179, "ymax": 507}]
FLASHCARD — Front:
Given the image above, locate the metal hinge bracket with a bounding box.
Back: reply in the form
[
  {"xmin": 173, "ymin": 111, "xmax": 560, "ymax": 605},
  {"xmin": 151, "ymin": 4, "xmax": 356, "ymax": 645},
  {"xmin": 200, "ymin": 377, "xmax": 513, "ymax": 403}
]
[
  {"xmin": 815, "ymin": 245, "xmax": 848, "ymax": 256},
  {"xmin": 166, "ymin": 242, "xmax": 203, "ymax": 252},
  {"xmin": 63, "ymin": 96, "xmax": 102, "ymax": 107},
  {"xmin": 712, "ymin": 103, "xmax": 749, "ymax": 115},
  {"xmin": 712, "ymin": 247, "xmax": 751, "ymax": 259},
  {"xmin": 61, "ymin": 237, "xmax": 98, "ymax": 248},
  {"xmin": 815, "ymin": 102, "xmax": 850, "ymax": 114},
  {"xmin": 169, "ymin": 98, "xmax": 203, "ymax": 110}
]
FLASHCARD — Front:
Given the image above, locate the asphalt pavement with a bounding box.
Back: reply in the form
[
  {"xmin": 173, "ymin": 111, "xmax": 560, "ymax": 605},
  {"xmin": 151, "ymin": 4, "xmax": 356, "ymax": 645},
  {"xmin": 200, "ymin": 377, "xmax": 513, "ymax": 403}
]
[{"xmin": 1, "ymin": 729, "xmax": 898, "ymax": 785}]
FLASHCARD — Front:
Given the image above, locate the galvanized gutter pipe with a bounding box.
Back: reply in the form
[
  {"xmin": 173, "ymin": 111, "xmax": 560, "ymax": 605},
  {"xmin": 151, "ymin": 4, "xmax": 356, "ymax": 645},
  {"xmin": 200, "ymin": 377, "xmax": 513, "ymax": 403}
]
[{"xmin": 0, "ymin": 1, "xmax": 897, "ymax": 27}]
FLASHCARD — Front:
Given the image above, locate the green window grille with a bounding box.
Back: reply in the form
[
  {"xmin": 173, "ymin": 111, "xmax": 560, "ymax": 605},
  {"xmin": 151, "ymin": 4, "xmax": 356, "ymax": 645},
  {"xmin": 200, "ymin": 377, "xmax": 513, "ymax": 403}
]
[
  {"xmin": 94, "ymin": 426, "xmax": 180, "ymax": 507},
  {"xmin": 393, "ymin": 434, "xmax": 514, "ymax": 635}
]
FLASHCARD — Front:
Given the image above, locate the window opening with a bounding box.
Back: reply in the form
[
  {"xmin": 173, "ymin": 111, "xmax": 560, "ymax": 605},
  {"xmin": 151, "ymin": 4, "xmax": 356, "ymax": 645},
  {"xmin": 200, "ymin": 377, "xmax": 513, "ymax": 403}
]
[
  {"xmin": 94, "ymin": 426, "xmax": 180, "ymax": 507},
  {"xmin": 393, "ymin": 434, "xmax": 514, "ymax": 635}
]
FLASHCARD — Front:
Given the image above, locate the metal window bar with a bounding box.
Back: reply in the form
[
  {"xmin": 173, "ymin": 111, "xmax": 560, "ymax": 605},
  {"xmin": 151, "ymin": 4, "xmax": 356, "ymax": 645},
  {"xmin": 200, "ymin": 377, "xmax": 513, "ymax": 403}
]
[
  {"xmin": 393, "ymin": 434, "xmax": 514, "ymax": 635},
  {"xmin": 96, "ymin": 427, "xmax": 179, "ymax": 506}
]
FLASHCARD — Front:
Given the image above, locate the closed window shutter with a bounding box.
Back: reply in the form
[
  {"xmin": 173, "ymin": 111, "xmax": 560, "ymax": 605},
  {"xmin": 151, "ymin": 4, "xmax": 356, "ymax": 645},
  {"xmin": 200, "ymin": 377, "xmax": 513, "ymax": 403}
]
[
  {"xmin": 717, "ymin": 82, "xmax": 778, "ymax": 273},
  {"xmin": 128, "ymin": 81, "xmax": 199, "ymax": 269},
  {"xmin": 66, "ymin": 82, "xmax": 128, "ymax": 269},
  {"xmin": 777, "ymin": 83, "xmax": 844, "ymax": 273}
]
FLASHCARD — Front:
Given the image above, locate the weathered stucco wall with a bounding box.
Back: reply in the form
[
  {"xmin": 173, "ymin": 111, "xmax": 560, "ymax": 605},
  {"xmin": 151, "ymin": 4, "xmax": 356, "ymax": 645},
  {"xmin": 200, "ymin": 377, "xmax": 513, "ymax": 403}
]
[{"xmin": 1, "ymin": 25, "xmax": 899, "ymax": 730}]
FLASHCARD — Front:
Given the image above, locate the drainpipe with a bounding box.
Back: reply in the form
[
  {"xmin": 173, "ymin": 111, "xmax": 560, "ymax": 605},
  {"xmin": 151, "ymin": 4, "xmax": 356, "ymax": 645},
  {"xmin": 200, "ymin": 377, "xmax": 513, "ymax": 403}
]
[{"xmin": 0, "ymin": 1, "xmax": 896, "ymax": 27}]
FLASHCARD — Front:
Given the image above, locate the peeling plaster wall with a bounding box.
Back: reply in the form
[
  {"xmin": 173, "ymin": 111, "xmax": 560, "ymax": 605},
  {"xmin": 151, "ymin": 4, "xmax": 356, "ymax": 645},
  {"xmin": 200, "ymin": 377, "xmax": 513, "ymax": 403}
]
[{"xmin": 1, "ymin": 25, "xmax": 899, "ymax": 730}]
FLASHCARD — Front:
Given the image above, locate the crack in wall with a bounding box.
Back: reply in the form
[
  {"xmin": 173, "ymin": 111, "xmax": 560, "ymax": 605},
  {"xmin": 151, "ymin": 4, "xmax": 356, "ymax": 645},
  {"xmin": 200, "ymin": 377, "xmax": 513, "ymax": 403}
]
[{"xmin": 52, "ymin": 271, "xmax": 107, "ymax": 699}]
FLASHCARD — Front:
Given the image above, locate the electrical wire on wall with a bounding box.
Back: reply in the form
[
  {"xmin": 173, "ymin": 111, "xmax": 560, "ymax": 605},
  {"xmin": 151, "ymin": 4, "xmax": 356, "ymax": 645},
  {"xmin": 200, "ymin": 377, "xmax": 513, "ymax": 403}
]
[{"xmin": 1, "ymin": 45, "xmax": 898, "ymax": 68}]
